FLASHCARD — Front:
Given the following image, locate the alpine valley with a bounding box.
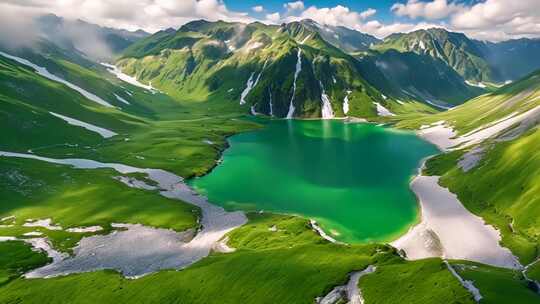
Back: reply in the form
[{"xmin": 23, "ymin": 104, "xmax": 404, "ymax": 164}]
[{"xmin": 0, "ymin": 10, "xmax": 539, "ymax": 304}]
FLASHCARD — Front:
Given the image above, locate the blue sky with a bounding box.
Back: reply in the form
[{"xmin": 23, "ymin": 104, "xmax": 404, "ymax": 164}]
[
  {"xmin": 227, "ymin": 0, "xmax": 398, "ymax": 22},
  {"xmin": 226, "ymin": 0, "xmax": 483, "ymax": 23}
]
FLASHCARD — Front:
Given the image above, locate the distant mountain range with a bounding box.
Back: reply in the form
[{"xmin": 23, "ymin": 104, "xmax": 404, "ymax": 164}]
[
  {"xmin": 2, "ymin": 14, "xmax": 540, "ymax": 118},
  {"xmin": 114, "ymin": 19, "xmax": 540, "ymax": 117},
  {"xmin": 373, "ymin": 28, "xmax": 540, "ymax": 84},
  {"xmin": 34, "ymin": 14, "xmax": 149, "ymax": 60}
]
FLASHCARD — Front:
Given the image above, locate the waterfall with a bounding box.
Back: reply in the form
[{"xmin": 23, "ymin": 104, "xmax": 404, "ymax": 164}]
[
  {"xmin": 343, "ymin": 90, "xmax": 352, "ymax": 115},
  {"xmin": 287, "ymin": 49, "xmax": 302, "ymax": 119},
  {"xmin": 240, "ymin": 73, "xmax": 255, "ymax": 105},
  {"xmin": 240, "ymin": 60, "xmax": 268, "ymax": 105},
  {"xmin": 268, "ymin": 90, "xmax": 274, "ymax": 117},
  {"xmin": 320, "ymin": 81, "xmax": 335, "ymax": 119}
]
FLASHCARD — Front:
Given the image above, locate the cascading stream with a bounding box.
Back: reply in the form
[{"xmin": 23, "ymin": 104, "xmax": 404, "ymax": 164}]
[{"xmin": 287, "ymin": 49, "xmax": 302, "ymax": 119}]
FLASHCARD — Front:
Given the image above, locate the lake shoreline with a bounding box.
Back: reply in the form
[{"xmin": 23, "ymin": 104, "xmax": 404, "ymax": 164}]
[
  {"xmin": 191, "ymin": 118, "xmax": 435, "ymax": 243},
  {"xmin": 390, "ymin": 123, "xmax": 522, "ymax": 269}
]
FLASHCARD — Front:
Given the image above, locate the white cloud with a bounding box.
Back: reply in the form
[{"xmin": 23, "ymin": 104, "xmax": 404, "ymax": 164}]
[
  {"xmin": 2, "ymin": 0, "xmax": 539, "ymax": 42},
  {"xmin": 390, "ymin": 0, "xmax": 540, "ymax": 41},
  {"xmin": 391, "ymin": 0, "xmax": 463, "ymax": 20},
  {"xmin": 287, "ymin": 5, "xmax": 377, "ymax": 27},
  {"xmin": 265, "ymin": 12, "xmax": 281, "ymax": 24},
  {"xmin": 357, "ymin": 20, "xmax": 444, "ymax": 39},
  {"xmin": 280, "ymin": 4, "xmax": 437, "ymax": 39},
  {"xmin": 360, "ymin": 8, "xmax": 377, "ymax": 19},
  {"xmin": 284, "ymin": 1, "xmax": 305, "ymax": 12},
  {"xmin": 0, "ymin": 0, "xmax": 254, "ymax": 33}
]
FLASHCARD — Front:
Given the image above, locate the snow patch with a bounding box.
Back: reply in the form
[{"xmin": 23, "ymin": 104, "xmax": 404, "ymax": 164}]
[
  {"xmin": 458, "ymin": 146, "xmax": 485, "ymax": 172},
  {"xmin": 420, "ymin": 105, "xmax": 540, "ymax": 150},
  {"xmin": 0, "ymin": 237, "xmax": 17, "ymax": 242},
  {"xmin": 299, "ymin": 34, "xmax": 311, "ymax": 45},
  {"xmin": 445, "ymin": 262, "xmax": 483, "ymax": 302},
  {"xmin": 309, "ymin": 220, "xmax": 338, "ymax": 243},
  {"xmin": 114, "ymin": 94, "xmax": 130, "ymax": 105},
  {"xmin": 0, "ymin": 151, "xmax": 247, "ymax": 278},
  {"xmin": 245, "ymin": 41, "xmax": 263, "ymax": 52},
  {"xmin": 425, "ymin": 99, "xmax": 453, "ymax": 110},
  {"xmin": 66, "ymin": 226, "xmax": 103, "ymax": 233},
  {"xmin": 465, "ymin": 80, "xmax": 487, "ymax": 88},
  {"xmin": 0, "ymin": 51, "xmax": 114, "ymax": 107},
  {"xmin": 373, "ymin": 102, "xmax": 395, "ymax": 117},
  {"xmin": 316, "ymin": 265, "xmax": 375, "ymax": 304},
  {"xmin": 23, "ymin": 218, "xmax": 63, "ymax": 231},
  {"xmin": 23, "ymin": 232, "xmax": 43, "ymax": 237},
  {"xmin": 24, "ymin": 238, "xmax": 68, "ymax": 266},
  {"xmin": 101, "ymin": 63, "xmax": 156, "ymax": 93},
  {"xmin": 212, "ymin": 236, "xmax": 236, "ymax": 253},
  {"xmin": 391, "ymin": 172, "xmax": 521, "ymax": 269},
  {"xmin": 49, "ymin": 112, "xmax": 117, "ymax": 138}
]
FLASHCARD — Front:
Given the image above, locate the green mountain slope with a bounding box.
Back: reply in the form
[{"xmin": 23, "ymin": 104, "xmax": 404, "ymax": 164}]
[
  {"xmin": 373, "ymin": 28, "xmax": 497, "ymax": 82},
  {"xmin": 116, "ymin": 20, "xmax": 389, "ymax": 119},
  {"xmin": 357, "ymin": 49, "xmax": 485, "ymax": 107},
  {"xmin": 400, "ymin": 70, "xmax": 540, "ymax": 264},
  {"xmin": 0, "ymin": 17, "xmax": 538, "ymax": 304},
  {"xmin": 479, "ymin": 38, "xmax": 540, "ymax": 81},
  {"xmin": 286, "ymin": 19, "xmax": 380, "ymax": 53}
]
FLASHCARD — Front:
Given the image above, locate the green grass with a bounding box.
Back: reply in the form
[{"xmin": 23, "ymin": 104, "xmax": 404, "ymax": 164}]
[
  {"xmin": 1, "ymin": 27, "xmax": 540, "ymax": 303},
  {"xmin": 0, "ymin": 241, "xmax": 50, "ymax": 286},
  {"xmin": 0, "ymin": 52, "xmax": 260, "ymax": 178},
  {"xmin": 0, "ymin": 214, "xmax": 390, "ymax": 304},
  {"xmin": 425, "ymin": 128, "xmax": 540, "ymax": 264},
  {"xmin": 0, "ymin": 157, "xmax": 199, "ymax": 252},
  {"xmin": 396, "ymin": 69, "xmax": 540, "ymax": 132},
  {"xmin": 451, "ymin": 261, "xmax": 539, "ymax": 304},
  {"xmin": 361, "ymin": 259, "xmax": 475, "ymax": 304},
  {"xmin": 527, "ymin": 260, "xmax": 540, "ymax": 281},
  {"xmin": 396, "ymin": 70, "xmax": 540, "ymax": 264}
]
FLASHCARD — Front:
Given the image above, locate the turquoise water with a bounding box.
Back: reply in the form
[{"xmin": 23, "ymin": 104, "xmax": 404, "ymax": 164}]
[{"xmin": 190, "ymin": 119, "xmax": 437, "ymax": 243}]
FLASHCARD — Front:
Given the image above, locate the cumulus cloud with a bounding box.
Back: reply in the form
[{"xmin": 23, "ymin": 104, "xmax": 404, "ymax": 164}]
[
  {"xmin": 360, "ymin": 8, "xmax": 377, "ymax": 19},
  {"xmin": 390, "ymin": 0, "xmax": 540, "ymax": 41},
  {"xmin": 284, "ymin": 1, "xmax": 305, "ymax": 12},
  {"xmin": 279, "ymin": 4, "xmax": 436, "ymax": 39},
  {"xmin": 252, "ymin": 6, "xmax": 264, "ymax": 13},
  {"xmin": 2, "ymin": 0, "xmax": 539, "ymax": 42},
  {"xmin": 0, "ymin": 5, "xmax": 40, "ymax": 50},
  {"xmin": 0, "ymin": 4, "xmax": 115, "ymax": 59},
  {"xmin": 286, "ymin": 5, "xmax": 377, "ymax": 27},
  {"xmin": 0, "ymin": 0, "xmax": 253, "ymax": 33},
  {"xmin": 265, "ymin": 12, "xmax": 281, "ymax": 24},
  {"xmin": 391, "ymin": 0, "xmax": 463, "ymax": 20}
]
